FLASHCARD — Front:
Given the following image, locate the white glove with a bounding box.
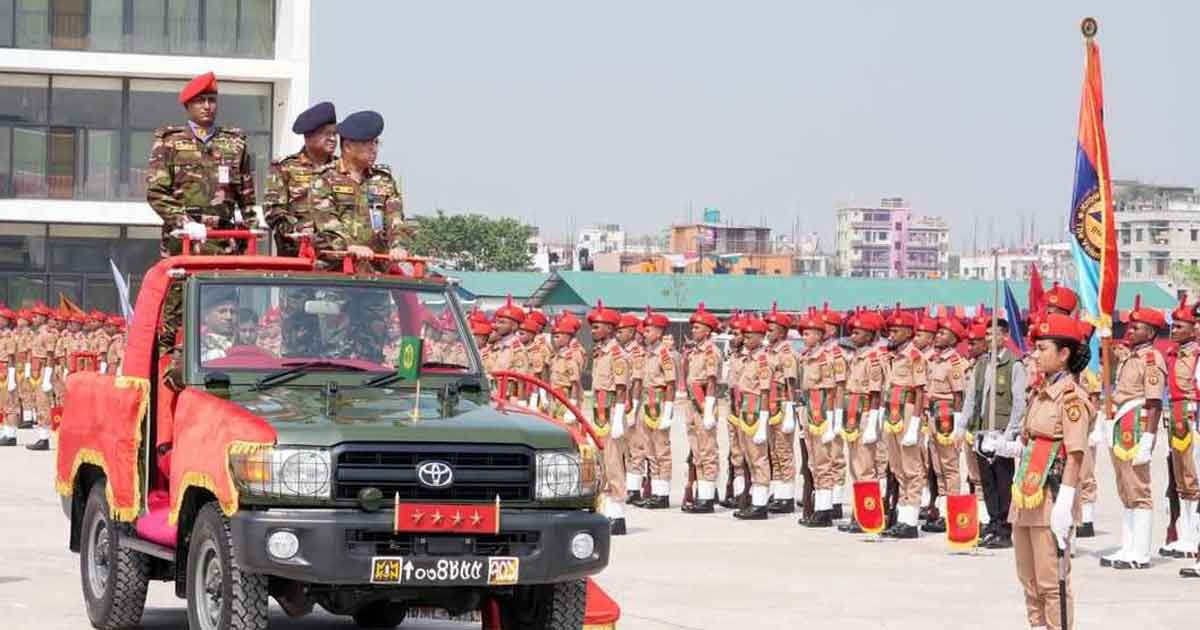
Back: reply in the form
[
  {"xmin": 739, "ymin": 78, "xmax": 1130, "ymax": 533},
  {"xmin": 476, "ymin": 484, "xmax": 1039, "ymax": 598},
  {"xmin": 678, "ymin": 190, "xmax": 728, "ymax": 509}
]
[
  {"xmin": 979, "ymin": 431, "xmax": 998, "ymax": 454},
  {"xmin": 660, "ymin": 401, "xmax": 674, "ymax": 430},
  {"xmin": 24, "ymin": 362, "xmax": 30, "ymax": 379},
  {"xmin": 1051, "ymin": 485, "xmax": 1076, "ymax": 550},
  {"xmin": 901, "ymin": 416, "xmax": 921, "ymax": 447},
  {"xmin": 538, "ymin": 389, "xmax": 548, "ymax": 408},
  {"xmin": 1132, "ymin": 431, "xmax": 1156, "ymax": 466},
  {"xmin": 996, "ymin": 438, "xmax": 1025, "ymax": 459},
  {"xmin": 563, "ymin": 409, "xmax": 576, "ymax": 423},
  {"xmin": 528, "ymin": 393, "xmax": 539, "ymax": 409},
  {"xmin": 820, "ymin": 414, "xmax": 835, "ymax": 444},
  {"xmin": 1088, "ymin": 412, "xmax": 1107, "ymax": 447},
  {"xmin": 40, "ymin": 366, "xmax": 52, "ymax": 392},
  {"xmin": 797, "ymin": 404, "xmax": 811, "ymax": 432},
  {"xmin": 702, "ymin": 395, "xmax": 716, "ymax": 430},
  {"xmin": 99, "ymin": 361, "xmax": 108, "ymax": 374},
  {"xmin": 953, "ymin": 411, "xmax": 967, "ymax": 432},
  {"xmin": 952, "ymin": 427, "xmax": 965, "ymax": 444},
  {"xmin": 115, "ymin": 365, "xmax": 122, "ymax": 377},
  {"xmin": 862, "ymin": 409, "xmax": 880, "ymax": 444},
  {"xmin": 181, "ymin": 220, "xmax": 207, "ymax": 242},
  {"xmin": 611, "ymin": 403, "xmax": 626, "ymax": 440},
  {"xmin": 832, "ymin": 407, "xmax": 844, "ymax": 436},
  {"xmin": 630, "ymin": 401, "xmax": 641, "ymax": 428},
  {"xmin": 782, "ymin": 401, "xmax": 796, "ymax": 434},
  {"xmin": 753, "ymin": 410, "xmax": 768, "ymax": 444},
  {"xmin": 6, "ymin": 367, "xmax": 14, "ymax": 392}
]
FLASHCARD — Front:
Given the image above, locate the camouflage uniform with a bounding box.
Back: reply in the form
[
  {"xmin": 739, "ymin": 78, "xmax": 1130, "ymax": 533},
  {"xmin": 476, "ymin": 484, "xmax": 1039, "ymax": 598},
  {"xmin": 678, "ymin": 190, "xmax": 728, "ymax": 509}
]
[
  {"xmin": 302, "ymin": 158, "xmax": 406, "ymax": 255},
  {"xmin": 146, "ymin": 123, "xmax": 256, "ymax": 356},
  {"xmin": 264, "ymin": 150, "xmax": 333, "ymax": 256}
]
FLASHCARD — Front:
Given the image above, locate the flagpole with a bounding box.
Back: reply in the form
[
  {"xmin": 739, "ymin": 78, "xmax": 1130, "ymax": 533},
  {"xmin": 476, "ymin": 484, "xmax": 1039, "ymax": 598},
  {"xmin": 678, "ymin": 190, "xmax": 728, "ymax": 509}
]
[{"xmin": 988, "ymin": 249, "xmax": 998, "ymax": 432}]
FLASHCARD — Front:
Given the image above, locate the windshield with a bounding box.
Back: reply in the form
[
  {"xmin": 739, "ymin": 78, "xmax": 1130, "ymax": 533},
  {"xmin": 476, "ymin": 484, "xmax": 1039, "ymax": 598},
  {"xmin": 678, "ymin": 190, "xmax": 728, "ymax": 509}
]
[{"xmin": 195, "ymin": 282, "xmax": 474, "ymax": 373}]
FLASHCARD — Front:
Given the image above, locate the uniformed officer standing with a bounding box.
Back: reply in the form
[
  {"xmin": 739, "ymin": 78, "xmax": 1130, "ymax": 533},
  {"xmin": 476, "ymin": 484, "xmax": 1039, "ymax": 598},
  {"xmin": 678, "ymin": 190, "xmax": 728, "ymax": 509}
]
[
  {"xmin": 912, "ymin": 316, "xmax": 940, "ymax": 522},
  {"xmin": 14, "ymin": 310, "xmax": 33, "ymax": 428},
  {"xmin": 839, "ymin": 310, "xmax": 887, "ymax": 533},
  {"xmin": 1008, "ymin": 313, "xmax": 1091, "ymax": 630},
  {"xmin": 764, "ymin": 306, "xmax": 798, "ymax": 513},
  {"xmin": 1100, "ymin": 297, "xmax": 1165, "ymax": 570},
  {"xmin": 27, "ymin": 305, "xmax": 58, "ymax": 451},
  {"xmin": 731, "ymin": 316, "xmax": 773, "ymax": 520},
  {"xmin": 303, "ymin": 110, "xmax": 408, "ymax": 268},
  {"xmin": 637, "ymin": 308, "xmax": 677, "ymax": 509},
  {"xmin": 518, "ymin": 309, "xmax": 551, "ymax": 408},
  {"xmin": 880, "ymin": 307, "xmax": 927, "ymax": 539},
  {"xmin": 470, "ymin": 315, "xmax": 496, "ymax": 375},
  {"xmin": 586, "ymin": 301, "xmax": 631, "ymax": 535},
  {"xmin": 0, "ymin": 306, "xmax": 16, "ymax": 446},
  {"xmin": 821, "ymin": 306, "xmax": 851, "ymax": 517},
  {"xmin": 105, "ymin": 316, "xmax": 127, "ymax": 376},
  {"xmin": 616, "ymin": 313, "xmax": 648, "ymax": 503},
  {"xmin": 490, "ymin": 298, "xmax": 529, "ymax": 402},
  {"xmin": 680, "ymin": 303, "xmax": 722, "ymax": 513},
  {"xmin": 264, "ymin": 102, "xmax": 338, "ymax": 256},
  {"xmin": 720, "ymin": 314, "xmax": 751, "ymax": 509},
  {"xmin": 921, "ymin": 317, "xmax": 969, "ymax": 533},
  {"xmin": 1160, "ymin": 296, "xmax": 1199, "ymax": 560},
  {"xmin": 547, "ymin": 314, "xmax": 583, "ymax": 421},
  {"xmin": 798, "ymin": 310, "xmax": 838, "ymax": 527}
]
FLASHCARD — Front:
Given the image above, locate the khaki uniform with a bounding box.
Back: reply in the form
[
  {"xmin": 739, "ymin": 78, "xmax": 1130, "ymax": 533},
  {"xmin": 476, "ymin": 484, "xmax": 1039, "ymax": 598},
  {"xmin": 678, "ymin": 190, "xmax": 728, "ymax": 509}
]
[
  {"xmin": 845, "ymin": 345, "xmax": 885, "ymax": 482},
  {"xmin": 492, "ymin": 333, "xmax": 528, "ymax": 400},
  {"xmin": 683, "ymin": 338, "xmax": 722, "ymax": 486},
  {"xmin": 639, "ymin": 340, "xmax": 677, "ymax": 487},
  {"xmin": 884, "ymin": 341, "xmax": 928, "ymax": 509},
  {"xmin": 1167, "ymin": 341, "xmax": 1199, "ymax": 501},
  {"xmin": 0, "ymin": 328, "xmax": 16, "ymax": 427},
  {"xmin": 15, "ymin": 326, "xmax": 33, "ymax": 422},
  {"xmin": 800, "ymin": 344, "xmax": 837, "ymax": 491},
  {"xmin": 1009, "ymin": 373, "xmax": 1091, "ymax": 630},
  {"xmin": 1110, "ymin": 343, "xmax": 1166, "ymax": 510},
  {"xmin": 548, "ymin": 345, "xmax": 582, "ymax": 418},
  {"xmin": 1077, "ymin": 368, "xmax": 1101, "ymax": 510},
  {"xmin": 106, "ymin": 333, "xmax": 126, "ymax": 376},
  {"xmin": 622, "ymin": 340, "xmax": 649, "ymax": 490},
  {"xmin": 590, "ymin": 337, "xmax": 630, "ymax": 511},
  {"xmin": 927, "ymin": 347, "xmax": 967, "ymax": 498},
  {"xmin": 726, "ymin": 346, "xmax": 748, "ymax": 482},
  {"xmin": 824, "ymin": 340, "xmax": 850, "ymax": 499},
  {"xmin": 767, "ymin": 339, "xmax": 798, "ymax": 493},
  {"xmin": 479, "ymin": 341, "xmax": 497, "ymax": 375},
  {"xmin": 734, "ymin": 345, "xmax": 772, "ymax": 491},
  {"xmin": 31, "ymin": 324, "xmax": 56, "ymax": 425}
]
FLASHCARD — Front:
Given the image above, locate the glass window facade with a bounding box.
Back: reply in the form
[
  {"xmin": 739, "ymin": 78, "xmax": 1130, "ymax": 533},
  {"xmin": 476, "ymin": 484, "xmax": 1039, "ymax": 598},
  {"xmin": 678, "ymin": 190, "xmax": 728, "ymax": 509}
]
[
  {"xmin": 1, "ymin": 71, "xmax": 273, "ymax": 202},
  {"xmin": 1, "ymin": 0, "xmax": 273, "ymax": 57},
  {"xmin": 0, "ymin": 223, "xmax": 158, "ymax": 309}
]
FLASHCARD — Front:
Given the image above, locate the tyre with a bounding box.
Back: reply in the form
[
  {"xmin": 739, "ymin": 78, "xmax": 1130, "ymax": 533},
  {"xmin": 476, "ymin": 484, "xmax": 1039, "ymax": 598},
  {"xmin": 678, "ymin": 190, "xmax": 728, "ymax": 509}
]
[
  {"xmin": 185, "ymin": 502, "xmax": 269, "ymax": 630},
  {"xmin": 498, "ymin": 579, "xmax": 586, "ymax": 630},
  {"xmin": 351, "ymin": 601, "xmax": 408, "ymax": 628},
  {"xmin": 79, "ymin": 480, "xmax": 150, "ymax": 630}
]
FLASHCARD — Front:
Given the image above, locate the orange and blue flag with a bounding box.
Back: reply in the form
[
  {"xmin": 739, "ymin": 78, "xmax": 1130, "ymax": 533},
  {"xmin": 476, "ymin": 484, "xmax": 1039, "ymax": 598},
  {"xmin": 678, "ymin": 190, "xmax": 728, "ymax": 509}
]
[{"xmin": 1068, "ymin": 25, "xmax": 1118, "ymax": 333}]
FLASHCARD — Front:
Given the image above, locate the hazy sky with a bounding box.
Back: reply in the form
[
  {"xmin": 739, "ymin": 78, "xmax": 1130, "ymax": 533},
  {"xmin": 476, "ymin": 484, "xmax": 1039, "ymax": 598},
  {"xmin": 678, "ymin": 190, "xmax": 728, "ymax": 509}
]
[{"xmin": 311, "ymin": 1, "xmax": 1200, "ymax": 249}]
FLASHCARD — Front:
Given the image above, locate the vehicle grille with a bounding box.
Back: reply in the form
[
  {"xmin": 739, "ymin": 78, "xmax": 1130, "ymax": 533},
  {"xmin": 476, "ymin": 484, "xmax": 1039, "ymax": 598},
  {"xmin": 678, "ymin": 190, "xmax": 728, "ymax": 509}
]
[
  {"xmin": 344, "ymin": 530, "xmax": 541, "ymax": 557},
  {"xmin": 334, "ymin": 443, "xmax": 534, "ymax": 502}
]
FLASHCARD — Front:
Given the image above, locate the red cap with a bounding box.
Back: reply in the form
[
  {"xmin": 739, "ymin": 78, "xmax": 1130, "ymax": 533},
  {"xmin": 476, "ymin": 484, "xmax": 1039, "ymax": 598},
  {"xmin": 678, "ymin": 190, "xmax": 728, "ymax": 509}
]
[
  {"xmin": 525, "ymin": 309, "xmax": 548, "ymax": 330},
  {"xmin": 552, "ymin": 312, "xmax": 582, "ymax": 335},
  {"xmin": 1129, "ymin": 294, "xmax": 1166, "ymax": 330},
  {"xmin": 938, "ymin": 317, "xmax": 966, "ymax": 340},
  {"xmin": 1045, "ymin": 283, "xmax": 1079, "ymax": 313},
  {"xmin": 179, "ymin": 71, "xmax": 218, "ymax": 104},
  {"xmin": 16, "ymin": 309, "xmax": 30, "ymax": 321},
  {"xmin": 765, "ymin": 302, "xmax": 792, "ymax": 329},
  {"xmin": 821, "ymin": 303, "xmax": 844, "ymax": 326},
  {"xmin": 1032, "ymin": 313, "xmax": 1085, "ymax": 343},
  {"xmin": 1077, "ymin": 318, "xmax": 1095, "ymax": 340},
  {"xmin": 32, "ymin": 302, "xmax": 51, "ymax": 317},
  {"xmin": 967, "ymin": 324, "xmax": 987, "ymax": 341},
  {"xmin": 618, "ymin": 312, "xmax": 640, "ymax": 329},
  {"xmin": 1172, "ymin": 294, "xmax": 1194, "ymax": 324},
  {"xmin": 71, "ymin": 312, "xmax": 87, "ymax": 324},
  {"xmin": 89, "ymin": 309, "xmax": 107, "ymax": 322},
  {"xmin": 0, "ymin": 305, "xmax": 14, "ymax": 320},
  {"xmin": 107, "ymin": 315, "xmax": 125, "ymax": 328},
  {"xmin": 916, "ymin": 316, "xmax": 939, "ymax": 334},
  {"xmin": 689, "ymin": 302, "xmax": 719, "ymax": 331},
  {"xmin": 520, "ymin": 316, "xmax": 544, "ymax": 334},
  {"xmin": 742, "ymin": 316, "xmax": 768, "ymax": 335},
  {"xmin": 888, "ymin": 304, "xmax": 916, "ymax": 329},
  {"xmin": 494, "ymin": 295, "xmax": 526, "ymax": 324},
  {"xmin": 470, "ymin": 318, "xmax": 493, "ymax": 336},
  {"xmin": 587, "ymin": 299, "xmax": 621, "ymax": 326},
  {"xmin": 797, "ymin": 308, "xmax": 824, "ymax": 332},
  {"xmin": 850, "ymin": 310, "xmax": 885, "ymax": 333},
  {"xmin": 643, "ymin": 307, "xmax": 670, "ymax": 330}
]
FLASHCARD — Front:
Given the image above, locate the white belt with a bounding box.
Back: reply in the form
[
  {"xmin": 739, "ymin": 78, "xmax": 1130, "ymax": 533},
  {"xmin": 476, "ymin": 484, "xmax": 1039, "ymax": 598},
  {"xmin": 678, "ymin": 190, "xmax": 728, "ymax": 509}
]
[{"xmin": 1113, "ymin": 398, "xmax": 1145, "ymax": 420}]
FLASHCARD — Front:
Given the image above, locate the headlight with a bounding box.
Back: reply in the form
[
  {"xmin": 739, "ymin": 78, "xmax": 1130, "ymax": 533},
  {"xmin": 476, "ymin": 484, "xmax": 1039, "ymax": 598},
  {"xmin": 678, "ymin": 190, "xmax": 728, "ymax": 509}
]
[
  {"xmin": 535, "ymin": 449, "xmax": 600, "ymax": 500},
  {"xmin": 231, "ymin": 447, "xmax": 332, "ymax": 499}
]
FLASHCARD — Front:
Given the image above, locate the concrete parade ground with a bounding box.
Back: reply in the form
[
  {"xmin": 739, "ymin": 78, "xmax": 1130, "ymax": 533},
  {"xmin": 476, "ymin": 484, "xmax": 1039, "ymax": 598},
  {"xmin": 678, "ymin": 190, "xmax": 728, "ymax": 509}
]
[{"xmin": 0, "ymin": 422, "xmax": 1195, "ymax": 630}]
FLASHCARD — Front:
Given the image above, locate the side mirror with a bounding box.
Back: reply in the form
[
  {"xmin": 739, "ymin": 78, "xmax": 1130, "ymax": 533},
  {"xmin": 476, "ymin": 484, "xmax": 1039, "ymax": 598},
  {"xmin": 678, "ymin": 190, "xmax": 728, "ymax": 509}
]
[{"xmin": 204, "ymin": 371, "xmax": 232, "ymax": 398}]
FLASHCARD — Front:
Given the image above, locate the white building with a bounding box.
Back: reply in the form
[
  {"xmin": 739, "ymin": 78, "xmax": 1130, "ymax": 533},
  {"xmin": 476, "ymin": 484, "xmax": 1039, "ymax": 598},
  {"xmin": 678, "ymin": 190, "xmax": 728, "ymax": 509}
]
[
  {"xmin": 574, "ymin": 223, "xmax": 624, "ymax": 271},
  {"xmin": 0, "ymin": 0, "xmax": 311, "ymax": 311},
  {"xmin": 1113, "ymin": 180, "xmax": 1200, "ymax": 282},
  {"xmin": 834, "ymin": 197, "xmax": 951, "ymax": 279}
]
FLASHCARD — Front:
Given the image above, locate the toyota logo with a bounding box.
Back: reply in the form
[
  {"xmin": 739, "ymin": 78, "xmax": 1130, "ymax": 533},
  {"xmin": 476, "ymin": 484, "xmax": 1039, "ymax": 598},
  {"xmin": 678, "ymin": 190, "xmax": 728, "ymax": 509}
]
[{"xmin": 416, "ymin": 461, "xmax": 454, "ymax": 489}]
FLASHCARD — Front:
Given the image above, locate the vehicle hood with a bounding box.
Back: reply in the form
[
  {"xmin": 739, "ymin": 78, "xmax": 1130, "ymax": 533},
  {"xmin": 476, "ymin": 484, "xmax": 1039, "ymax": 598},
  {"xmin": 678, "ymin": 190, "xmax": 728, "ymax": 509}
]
[{"xmin": 229, "ymin": 386, "xmax": 575, "ymax": 450}]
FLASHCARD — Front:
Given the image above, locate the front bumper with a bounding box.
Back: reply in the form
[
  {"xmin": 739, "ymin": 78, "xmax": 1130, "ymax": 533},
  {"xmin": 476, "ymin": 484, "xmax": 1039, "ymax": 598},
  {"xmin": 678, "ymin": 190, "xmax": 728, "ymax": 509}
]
[{"xmin": 230, "ymin": 508, "xmax": 610, "ymax": 585}]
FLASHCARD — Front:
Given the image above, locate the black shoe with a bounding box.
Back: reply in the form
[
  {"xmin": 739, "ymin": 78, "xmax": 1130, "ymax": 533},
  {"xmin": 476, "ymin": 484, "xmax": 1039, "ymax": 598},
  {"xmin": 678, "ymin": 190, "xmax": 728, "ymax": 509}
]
[
  {"xmin": 1099, "ymin": 557, "xmax": 1115, "ymax": 568},
  {"xmin": 24, "ymin": 439, "xmax": 49, "ymax": 451},
  {"xmin": 1076, "ymin": 522, "xmax": 1095, "ymax": 538},
  {"xmin": 799, "ymin": 511, "xmax": 833, "ymax": 528},
  {"xmin": 921, "ymin": 517, "xmax": 947, "ymax": 533},
  {"xmin": 733, "ymin": 505, "xmax": 768, "ymax": 520},
  {"xmin": 719, "ymin": 496, "xmax": 738, "ymax": 509},
  {"xmin": 983, "ymin": 534, "xmax": 1013, "ymax": 549},
  {"xmin": 626, "ymin": 490, "xmax": 643, "ymax": 505},
  {"xmin": 919, "ymin": 506, "xmax": 932, "ymax": 521},
  {"xmin": 681, "ymin": 500, "xmax": 715, "ymax": 514},
  {"xmin": 890, "ymin": 524, "xmax": 919, "ymax": 539},
  {"xmin": 641, "ymin": 495, "xmax": 669, "ymax": 510},
  {"xmin": 839, "ymin": 520, "xmax": 864, "ymax": 534},
  {"xmin": 767, "ymin": 500, "xmax": 795, "ymax": 514},
  {"xmin": 1112, "ymin": 559, "xmax": 1150, "ymax": 570},
  {"xmin": 0, "ymin": 436, "xmax": 15, "ymax": 447},
  {"xmin": 1181, "ymin": 566, "xmax": 1200, "ymax": 578},
  {"xmin": 18, "ymin": 421, "xmax": 33, "ymax": 430},
  {"xmin": 830, "ymin": 504, "xmax": 844, "ymax": 520},
  {"xmin": 1158, "ymin": 546, "xmax": 1177, "ymax": 558},
  {"xmin": 610, "ymin": 518, "xmax": 627, "ymax": 536}
]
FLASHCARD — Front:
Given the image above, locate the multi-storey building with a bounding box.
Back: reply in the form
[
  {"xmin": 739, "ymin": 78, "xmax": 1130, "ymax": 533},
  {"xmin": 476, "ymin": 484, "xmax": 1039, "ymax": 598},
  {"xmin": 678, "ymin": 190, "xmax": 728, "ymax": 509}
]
[
  {"xmin": 834, "ymin": 197, "xmax": 950, "ymax": 278},
  {"xmin": 1113, "ymin": 179, "xmax": 1200, "ymax": 282},
  {"xmin": 0, "ymin": 0, "xmax": 311, "ymax": 310},
  {"xmin": 957, "ymin": 243, "xmax": 1075, "ymax": 283},
  {"xmin": 574, "ymin": 223, "xmax": 624, "ymax": 271}
]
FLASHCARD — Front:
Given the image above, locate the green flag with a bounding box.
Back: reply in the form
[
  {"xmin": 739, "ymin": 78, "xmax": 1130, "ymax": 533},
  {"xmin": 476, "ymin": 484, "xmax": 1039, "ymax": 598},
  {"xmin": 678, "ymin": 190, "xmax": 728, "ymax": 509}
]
[{"xmin": 394, "ymin": 336, "xmax": 423, "ymax": 380}]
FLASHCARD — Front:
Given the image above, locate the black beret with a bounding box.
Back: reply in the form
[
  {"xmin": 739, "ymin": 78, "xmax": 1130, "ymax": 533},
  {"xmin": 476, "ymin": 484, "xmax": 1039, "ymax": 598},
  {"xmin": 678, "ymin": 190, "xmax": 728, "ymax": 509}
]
[
  {"xmin": 202, "ymin": 287, "xmax": 238, "ymax": 311},
  {"xmin": 292, "ymin": 101, "xmax": 336, "ymax": 135},
  {"xmin": 337, "ymin": 110, "xmax": 384, "ymax": 142}
]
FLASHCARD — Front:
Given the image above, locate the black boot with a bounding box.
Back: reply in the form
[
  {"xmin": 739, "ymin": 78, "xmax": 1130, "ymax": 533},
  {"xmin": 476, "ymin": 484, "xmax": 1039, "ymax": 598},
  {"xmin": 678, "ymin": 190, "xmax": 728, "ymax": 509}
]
[
  {"xmin": 839, "ymin": 520, "xmax": 864, "ymax": 534},
  {"xmin": 1076, "ymin": 522, "xmax": 1096, "ymax": 538},
  {"xmin": 719, "ymin": 495, "xmax": 738, "ymax": 509},
  {"xmin": 983, "ymin": 531, "xmax": 1013, "ymax": 549},
  {"xmin": 799, "ymin": 510, "xmax": 833, "ymax": 528},
  {"xmin": 921, "ymin": 517, "xmax": 947, "ymax": 533},
  {"xmin": 641, "ymin": 495, "xmax": 669, "ymax": 510},
  {"xmin": 890, "ymin": 523, "xmax": 919, "ymax": 539},
  {"xmin": 733, "ymin": 505, "xmax": 768, "ymax": 520},
  {"xmin": 768, "ymin": 499, "xmax": 795, "ymax": 514},
  {"xmin": 0, "ymin": 436, "xmax": 15, "ymax": 447},
  {"xmin": 681, "ymin": 500, "xmax": 715, "ymax": 514},
  {"xmin": 626, "ymin": 490, "xmax": 643, "ymax": 506},
  {"xmin": 610, "ymin": 518, "xmax": 627, "ymax": 536},
  {"xmin": 18, "ymin": 420, "xmax": 33, "ymax": 430},
  {"xmin": 25, "ymin": 439, "xmax": 49, "ymax": 451},
  {"xmin": 830, "ymin": 504, "xmax": 844, "ymax": 520}
]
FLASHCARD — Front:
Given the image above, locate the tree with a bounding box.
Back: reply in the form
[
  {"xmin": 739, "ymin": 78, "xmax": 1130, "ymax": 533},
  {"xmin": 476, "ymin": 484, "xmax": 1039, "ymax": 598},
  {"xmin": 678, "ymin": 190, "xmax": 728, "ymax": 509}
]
[
  {"xmin": 1171, "ymin": 261, "xmax": 1200, "ymax": 292},
  {"xmin": 409, "ymin": 211, "xmax": 535, "ymax": 271}
]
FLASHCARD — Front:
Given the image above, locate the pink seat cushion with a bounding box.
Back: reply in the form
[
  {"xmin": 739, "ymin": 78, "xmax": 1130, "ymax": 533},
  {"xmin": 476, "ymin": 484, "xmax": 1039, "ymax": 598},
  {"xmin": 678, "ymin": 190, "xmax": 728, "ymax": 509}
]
[{"xmin": 135, "ymin": 490, "xmax": 177, "ymax": 548}]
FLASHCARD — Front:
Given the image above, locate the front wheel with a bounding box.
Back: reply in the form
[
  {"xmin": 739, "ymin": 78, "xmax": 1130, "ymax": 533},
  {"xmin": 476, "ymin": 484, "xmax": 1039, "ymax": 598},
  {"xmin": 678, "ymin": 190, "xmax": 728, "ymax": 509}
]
[
  {"xmin": 79, "ymin": 480, "xmax": 150, "ymax": 629},
  {"xmin": 186, "ymin": 502, "xmax": 269, "ymax": 630},
  {"xmin": 498, "ymin": 579, "xmax": 586, "ymax": 630}
]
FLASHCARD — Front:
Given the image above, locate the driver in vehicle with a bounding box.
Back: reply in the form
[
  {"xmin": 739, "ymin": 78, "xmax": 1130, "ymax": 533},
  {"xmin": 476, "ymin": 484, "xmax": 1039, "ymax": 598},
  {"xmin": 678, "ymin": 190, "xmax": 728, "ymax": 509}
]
[
  {"xmin": 329, "ymin": 290, "xmax": 391, "ymax": 365},
  {"xmin": 200, "ymin": 288, "xmax": 238, "ymax": 361},
  {"xmin": 236, "ymin": 308, "xmax": 259, "ymax": 347}
]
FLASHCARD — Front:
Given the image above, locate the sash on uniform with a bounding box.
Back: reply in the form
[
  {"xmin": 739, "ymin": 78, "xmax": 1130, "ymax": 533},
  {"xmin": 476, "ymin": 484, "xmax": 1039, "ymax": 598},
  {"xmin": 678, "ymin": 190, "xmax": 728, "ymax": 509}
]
[
  {"xmin": 930, "ymin": 399, "xmax": 955, "ymax": 446},
  {"xmin": 689, "ymin": 382, "xmax": 707, "ymax": 414},
  {"xmin": 1170, "ymin": 399, "xmax": 1194, "ymax": 452},
  {"xmin": 591, "ymin": 390, "xmax": 612, "ymax": 438},
  {"xmin": 1112, "ymin": 404, "xmax": 1143, "ymax": 462},
  {"xmin": 1011, "ymin": 437, "xmax": 1063, "ymax": 509},
  {"xmin": 842, "ymin": 393, "xmax": 863, "ymax": 442},
  {"xmin": 643, "ymin": 387, "xmax": 664, "ymax": 430},
  {"xmin": 807, "ymin": 389, "xmax": 829, "ymax": 437},
  {"xmin": 885, "ymin": 386, "xmax": 909, "ymax": 433}
]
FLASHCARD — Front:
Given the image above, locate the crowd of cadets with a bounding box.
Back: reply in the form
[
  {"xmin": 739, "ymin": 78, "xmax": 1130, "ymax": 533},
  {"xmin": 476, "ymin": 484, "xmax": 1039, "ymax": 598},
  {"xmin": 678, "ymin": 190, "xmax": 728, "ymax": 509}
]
[{"xmin": 0, "ymin": 305, "xmax": 127, "ymax": 450}]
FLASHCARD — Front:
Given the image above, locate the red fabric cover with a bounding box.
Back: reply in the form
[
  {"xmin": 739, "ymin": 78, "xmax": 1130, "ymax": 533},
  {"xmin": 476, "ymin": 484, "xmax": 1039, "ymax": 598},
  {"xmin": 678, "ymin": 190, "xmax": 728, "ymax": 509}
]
[
  {"xmin": 584, "ymin": 578, "xmax": 621, "ymax": 625},
  {"xmin": 945, "ymin": 493, "xmax": 980, "ymax": 549},
  {"xmin": 55, "ymin": 372, "xmax": 148, "ymax": 520},
  {"xmin": 853, "ymin": 480, "xmax": 886, "ymax": 534},
  {"xmin": 168, "ymin": 388, "xmax": 276, "ymax": 524}
]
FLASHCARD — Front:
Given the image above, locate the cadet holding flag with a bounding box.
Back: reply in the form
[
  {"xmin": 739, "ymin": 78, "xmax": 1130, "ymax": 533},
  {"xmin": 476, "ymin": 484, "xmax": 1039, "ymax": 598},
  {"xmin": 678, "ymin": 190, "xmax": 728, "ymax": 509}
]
[
  {"xmin": 880, "ymin": 307, "xmax": 927, "ymax": 539},
  {"xmin": 840, "ymin": 309, "xmax": 887, "ymax": 533},
  {"xmin": 1160, "ymin": 296, "xmax": 1199, "ymax": 560},
  {"xmin": 921, "ymin": 317, "xmax": 969, "ymax": 533}
]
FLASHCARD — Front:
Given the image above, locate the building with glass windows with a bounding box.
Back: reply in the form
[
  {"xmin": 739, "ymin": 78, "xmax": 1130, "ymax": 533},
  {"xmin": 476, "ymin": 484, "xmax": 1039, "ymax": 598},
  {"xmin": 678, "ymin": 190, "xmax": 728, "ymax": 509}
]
[{"xmin": 0, "ymin": 0, "xmax": 310, "ymax": 311}]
